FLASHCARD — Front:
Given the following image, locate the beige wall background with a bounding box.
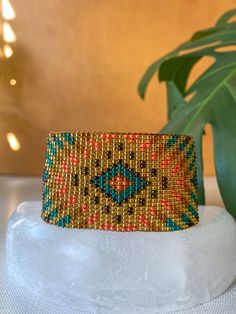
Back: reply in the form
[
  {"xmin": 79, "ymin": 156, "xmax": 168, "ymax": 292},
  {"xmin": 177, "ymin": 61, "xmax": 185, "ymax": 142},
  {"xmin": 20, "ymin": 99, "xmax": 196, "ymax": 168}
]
[{"xmin": 0, "ymin": 0, "xmax": 235, "ymax": 176}]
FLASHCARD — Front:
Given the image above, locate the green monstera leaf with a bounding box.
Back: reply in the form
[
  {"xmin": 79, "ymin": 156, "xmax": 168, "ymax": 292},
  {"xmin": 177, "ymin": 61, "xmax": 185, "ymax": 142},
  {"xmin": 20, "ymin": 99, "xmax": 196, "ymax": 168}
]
[{"xmin": 138, "ymin": 9, "xmax": 236, "ymax": 218}]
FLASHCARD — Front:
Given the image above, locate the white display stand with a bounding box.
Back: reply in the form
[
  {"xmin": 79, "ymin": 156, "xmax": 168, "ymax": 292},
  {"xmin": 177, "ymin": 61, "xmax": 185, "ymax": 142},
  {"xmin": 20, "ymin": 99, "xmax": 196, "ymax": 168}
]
[{"xmin": 5, "ymin": 202, "xmax": 236, "ymax": 314}]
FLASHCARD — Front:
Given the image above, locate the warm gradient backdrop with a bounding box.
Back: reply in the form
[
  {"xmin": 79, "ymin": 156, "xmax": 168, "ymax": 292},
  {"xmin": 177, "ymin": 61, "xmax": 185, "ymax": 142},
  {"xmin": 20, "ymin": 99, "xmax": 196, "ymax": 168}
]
[{"xmin": 0, "ymin": 0, "xmax": 235, "ymax": 175}]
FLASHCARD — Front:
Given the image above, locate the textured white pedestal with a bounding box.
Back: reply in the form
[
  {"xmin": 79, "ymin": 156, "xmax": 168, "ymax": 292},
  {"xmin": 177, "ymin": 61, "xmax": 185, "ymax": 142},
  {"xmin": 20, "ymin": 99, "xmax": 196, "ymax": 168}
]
[{"xmin": 5, "ymin": 202, "xmax": 236, "ymax": 314}]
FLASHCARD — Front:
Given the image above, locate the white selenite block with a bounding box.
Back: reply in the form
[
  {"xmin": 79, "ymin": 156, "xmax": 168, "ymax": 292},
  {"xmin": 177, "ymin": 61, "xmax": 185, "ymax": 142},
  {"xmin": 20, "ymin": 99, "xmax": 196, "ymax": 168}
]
[{"xmin": 5, "ymin": 202, "xmax": 236, "ymax": 314}]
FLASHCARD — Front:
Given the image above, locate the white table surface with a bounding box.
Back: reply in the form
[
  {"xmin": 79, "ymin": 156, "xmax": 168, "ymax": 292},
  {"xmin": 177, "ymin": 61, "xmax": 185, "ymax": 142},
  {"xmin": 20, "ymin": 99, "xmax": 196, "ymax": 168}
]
[{"xmin": 0, "ymin": 176, "xmax": 235, "ymax": 314}]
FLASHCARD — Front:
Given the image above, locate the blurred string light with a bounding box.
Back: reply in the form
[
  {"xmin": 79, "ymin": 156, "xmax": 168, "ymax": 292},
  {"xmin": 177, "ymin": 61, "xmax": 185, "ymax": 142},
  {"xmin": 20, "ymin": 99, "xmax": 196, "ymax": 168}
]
[
  {"xmin": 7, "ymin": 132, "xmax": 20, "ymax": 151},
  {"xmin": 3, "ymin": 21, "xmax": 16, "ymax": 43},
  {"xmin": 0, "ymin": 0, "xmax": 16, "ymax": 58},
  {"xmin": 1, "ymin": 2, "xmax": 19, "ymax": 151},
  {"xmin": 3, "ymin": 43, "xmax": 13, "ymax": 58},
  {"xmin": 9, "ymin": 78, "xmax": 16, "ymax": 85},
  {"xmin": 2, "ymin": 0, "xmax": 15, "ymax": 20}
]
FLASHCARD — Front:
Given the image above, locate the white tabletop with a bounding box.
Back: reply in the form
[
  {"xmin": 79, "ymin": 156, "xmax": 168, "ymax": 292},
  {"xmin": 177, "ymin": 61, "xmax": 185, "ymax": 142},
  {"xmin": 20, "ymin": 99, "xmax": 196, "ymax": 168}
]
[{"xmin": 0, "ymin": 176, "xmax": 235, "ymax": 314}]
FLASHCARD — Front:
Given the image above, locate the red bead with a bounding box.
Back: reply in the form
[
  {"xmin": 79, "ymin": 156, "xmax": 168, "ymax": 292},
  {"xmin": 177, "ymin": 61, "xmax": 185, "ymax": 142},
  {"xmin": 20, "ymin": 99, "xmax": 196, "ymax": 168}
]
[
  {"xmin": 150, "ymin": 207, "xmax": 157, "ymax": 215},
  {"xmin": 82, "ymin": 204, "xmax": 88, "ymax": 212},
  {"xmin": 93, "ymin": 213, "xmax": 99, "ymax": 221},
  {"xmin": 88, "ymin": 217, "xmax": 94, "ymax": 224},
  {"xmin": 139, "ymin": 215, "xmax": 145, "ymax": 221},
  {"xmin": 72, "ymin": 157, "xmax": 78, "ymax": 164}
]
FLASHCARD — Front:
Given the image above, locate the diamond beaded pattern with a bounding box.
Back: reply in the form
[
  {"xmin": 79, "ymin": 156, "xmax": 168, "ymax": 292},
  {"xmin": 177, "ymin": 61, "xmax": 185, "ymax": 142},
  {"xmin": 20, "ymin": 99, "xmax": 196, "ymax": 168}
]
[{"xmin": 41, "ymin": 132, "xmax": 199, "ymax": 232}]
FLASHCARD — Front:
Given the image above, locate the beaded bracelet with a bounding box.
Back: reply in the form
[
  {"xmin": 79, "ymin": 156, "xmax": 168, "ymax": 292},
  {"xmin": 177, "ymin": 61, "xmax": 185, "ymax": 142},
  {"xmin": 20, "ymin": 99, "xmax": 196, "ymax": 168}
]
[{"xmin": 41, "ymin": 131, "xmax": 199, "ymax": 232}]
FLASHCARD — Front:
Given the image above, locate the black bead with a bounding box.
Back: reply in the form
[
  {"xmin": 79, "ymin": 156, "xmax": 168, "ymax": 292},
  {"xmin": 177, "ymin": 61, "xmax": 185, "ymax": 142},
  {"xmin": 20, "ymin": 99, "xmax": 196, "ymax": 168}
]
[
  {"xmin": 84, "ymin": 187, "xmax": 89, "ymax": 196},
  {"xmin": 114, "ymin": 214, "xmax": 122, "ymax": 224},
  {"xmin": 94, "ymin": 196, "xmax": 99, "ymax": 204},
  {"xmin": 107, "ymin": 150, "xmax": 112, "ymax": 159},
  {"xmin": 118, "ymin": 159, "xmax": 123, "ymax": 163},
  {"xmin": 103, "ymin": 205, "xmax": 110, "ymax": 214},
  {"xmin": 124, "ymin": 163, "xmax": 129, "ymax": 168},
  {"xmin": 151, "ymin": 168, "xmax": 157, "ymax": 176},
  {"xmin": 191, "ymin": 174, "xmax": 197, "ymax": 187},
  {"xmin": 146, "ymin": 180, "xmax": 151, "ymax": 186},
  {"xmin": 129, "ymin": 151, "xmax": 135, "ymax": 160},
  {"xmin": 139, "ymin": 198, "xmax": 146, "ymax": 206},
  {"xmin": 73, "ymin": 174, "xmax": 79, "ymax": 186},
  {"xmin": 162, "ymin": 176, "xmax": 168, "ymax": 189},
  {"xmin": 106, "ymin": 192, "xmax": 111, "ymax": 197},
  {"xmin": 140, "ymin": 160, "xmax": 146, "ymax": 168},
  {"xmin": 95, "ymin": 159, "xmax": 100, "ymax": 167},
  {"xmin": 127, "ymin": 207, "xmax": 134, "ymax": 215},
  {"xmin": 188, "ymin": 220, "xmax": 195, "ymax": 226},
  {"xmin": 118, "ymin": 143, "xmax": 123, "ymax": 151},
  {"xmin": 84, "ymin": 167, "xmax": 89, "ymax": 175},
  {"xmin": 151, "ymin": 190, "xmax": 157, "ymax": 198}
]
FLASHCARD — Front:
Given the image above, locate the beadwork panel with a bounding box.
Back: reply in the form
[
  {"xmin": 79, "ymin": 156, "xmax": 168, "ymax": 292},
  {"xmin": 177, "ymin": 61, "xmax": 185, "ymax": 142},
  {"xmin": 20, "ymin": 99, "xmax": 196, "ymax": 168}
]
[{"xmin": 42, "ymin": 132, "xmax": 198, "ymax": 231}]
